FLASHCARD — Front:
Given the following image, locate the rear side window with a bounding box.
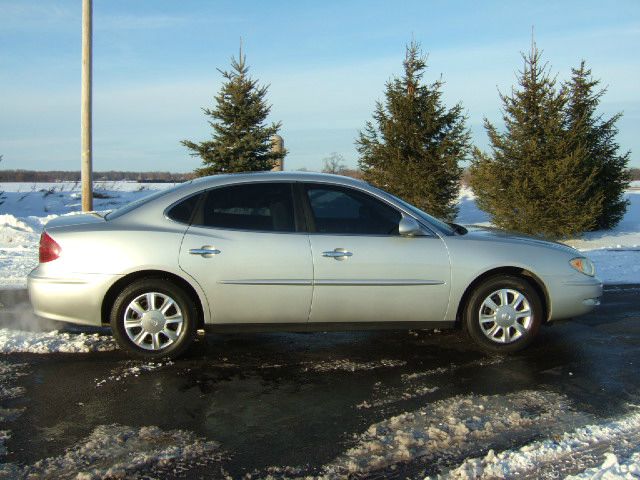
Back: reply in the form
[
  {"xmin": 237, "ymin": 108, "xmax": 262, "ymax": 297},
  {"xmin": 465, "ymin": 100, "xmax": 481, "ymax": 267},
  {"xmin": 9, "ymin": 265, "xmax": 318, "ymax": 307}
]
[
  {"xmin": 305, "ymin": 184, "xmax": 401, "ymax": 235},
  {"xmin": 195, "ymin": 183, "xmax": 295, "ymax": 232},
  {"xmin": 166, "ymin": 193, "xmax": 202, "ymax": 224},
  {"xmin": 106, "ymin": 184, "xmax": 186, "ymax": 220}
]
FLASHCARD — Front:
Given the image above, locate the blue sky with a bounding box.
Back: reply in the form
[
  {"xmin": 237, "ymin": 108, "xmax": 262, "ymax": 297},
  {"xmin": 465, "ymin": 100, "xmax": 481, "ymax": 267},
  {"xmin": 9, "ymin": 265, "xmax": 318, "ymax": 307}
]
[{"xmin": 0, "ymin": 0, "xmax": 638, "ymax": 172}]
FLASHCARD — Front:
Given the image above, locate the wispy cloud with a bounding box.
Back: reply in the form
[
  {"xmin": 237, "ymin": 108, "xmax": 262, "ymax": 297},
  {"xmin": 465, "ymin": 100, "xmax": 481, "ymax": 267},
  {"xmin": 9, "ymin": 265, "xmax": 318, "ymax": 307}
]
[
  {"xmin": 0, "ymin": 1, "xmax": 75, "ymax": 28},
  {"xmin": 95, "ymin": 12, "xmax": 244, "ymax": 31}
]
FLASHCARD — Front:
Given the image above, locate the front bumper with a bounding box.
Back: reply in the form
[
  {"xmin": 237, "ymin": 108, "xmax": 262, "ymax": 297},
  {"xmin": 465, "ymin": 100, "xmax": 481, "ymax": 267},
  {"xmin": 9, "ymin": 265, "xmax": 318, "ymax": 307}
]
[
  {"xmin": 547, "ymin": 274, "xmax": 603, "ymax": 321},
  {"xmin": 28, "ymin": 269, "xmax": 121, "ymax": 326}
]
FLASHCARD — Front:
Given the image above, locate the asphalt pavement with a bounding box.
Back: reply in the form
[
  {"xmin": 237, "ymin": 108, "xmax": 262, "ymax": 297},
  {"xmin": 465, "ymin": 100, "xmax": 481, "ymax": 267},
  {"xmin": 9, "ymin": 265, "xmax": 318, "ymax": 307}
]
[{"xmin": 0, "ymin": 285, "xmax": 639, "ymax": 478}]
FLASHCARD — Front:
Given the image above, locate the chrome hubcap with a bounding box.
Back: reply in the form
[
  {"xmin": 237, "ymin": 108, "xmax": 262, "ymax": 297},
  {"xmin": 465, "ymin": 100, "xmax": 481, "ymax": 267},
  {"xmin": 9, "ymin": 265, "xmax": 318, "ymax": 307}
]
[
  {"xmin": 478, "ymin": 288, "xmax": 532, "ymax": 344},
  {"xmin": 123, "ymin": 292, "xmax": 183, "ymax": 351}
]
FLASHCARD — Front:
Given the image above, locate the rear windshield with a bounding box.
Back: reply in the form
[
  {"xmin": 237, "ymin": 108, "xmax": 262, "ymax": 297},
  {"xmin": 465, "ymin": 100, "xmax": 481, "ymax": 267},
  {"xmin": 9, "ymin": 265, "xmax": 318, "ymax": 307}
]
[{"xmin": 106, "ymin": 184, "xmax": 188, "ymax": 220}]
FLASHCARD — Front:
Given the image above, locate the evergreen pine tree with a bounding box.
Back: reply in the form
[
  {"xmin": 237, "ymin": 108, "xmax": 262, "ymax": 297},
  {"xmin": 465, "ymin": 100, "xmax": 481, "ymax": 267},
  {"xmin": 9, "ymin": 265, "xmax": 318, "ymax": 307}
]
[
  {"xmin": 565, "ymin": 61, "xmax": 630, "ymax": 230},
  {"xmin": 469, "ymin": 43, "xmax": 602, "ymax": 238},
  {"xmin": 357, "ymin": 41, "xmax": 470, "ymax": 221},
  {"xmin": 182, "ymin": 48, "xmax": 285, "ymax": 176}
]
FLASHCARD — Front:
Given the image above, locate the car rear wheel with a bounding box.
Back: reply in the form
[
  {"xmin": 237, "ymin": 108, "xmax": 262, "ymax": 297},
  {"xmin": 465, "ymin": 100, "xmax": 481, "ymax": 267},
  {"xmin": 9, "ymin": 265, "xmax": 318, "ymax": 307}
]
[
  {"xmin": 110, "ymin": 278, "xmax": 198, "ymax": 359},
  {"xmin": 464, "ymin": 275, "xmax": 542, "ymax": 353}
]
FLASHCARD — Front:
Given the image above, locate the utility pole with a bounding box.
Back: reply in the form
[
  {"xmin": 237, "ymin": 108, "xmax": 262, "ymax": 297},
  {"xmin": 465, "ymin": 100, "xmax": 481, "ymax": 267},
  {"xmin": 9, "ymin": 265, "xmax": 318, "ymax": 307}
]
[
  {"xmin": 81, "ymin": 0, "xmax": 93, "ymax": 211},
  {"xmin": 271, "ymin": 135, "xmax": 284, "ymax": 171}
]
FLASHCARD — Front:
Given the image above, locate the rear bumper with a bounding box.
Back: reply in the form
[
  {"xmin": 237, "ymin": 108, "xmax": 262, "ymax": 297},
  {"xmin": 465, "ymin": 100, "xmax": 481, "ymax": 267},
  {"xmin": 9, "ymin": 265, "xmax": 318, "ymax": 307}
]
[
  {"xmin": 28, "ymin": 269, "xmax": 121, "ymax": 326},
  {"xmin": 547, "ymin": 275, "xmax": 603, "ymax": 321}
]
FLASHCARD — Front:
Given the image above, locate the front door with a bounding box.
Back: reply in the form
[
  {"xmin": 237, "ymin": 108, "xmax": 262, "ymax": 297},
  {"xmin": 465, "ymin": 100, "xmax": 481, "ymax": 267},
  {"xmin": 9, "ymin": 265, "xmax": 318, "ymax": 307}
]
[
  {"xmin": 302, "ymin": 183, "xmax": 451, "ymax": 324},
  {"xmin": 179, "ymin": 182, "xmax": 313, "ymax": 324}
]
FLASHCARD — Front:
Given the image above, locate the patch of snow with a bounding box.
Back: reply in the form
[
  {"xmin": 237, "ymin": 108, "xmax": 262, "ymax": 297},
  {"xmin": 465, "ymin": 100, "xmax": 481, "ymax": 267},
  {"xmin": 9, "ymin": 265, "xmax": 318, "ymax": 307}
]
[
  {"xmin": 95, "ymin": 361, "xmax": 174, "ymax": 387},
  {"xmin": 0, "ymin": 361, "xmax": 28, "ymax": 456},
  {"xmin": 0, "ymin": 423, "xmax": 226, "ymax": 479},
  {"xmin": 0, "ymin": 328, "xmax": 118, "ymax": 354},
  {"xmin": 0, "ymin": 182, "xmax": 170, "ymax": 289},
  {"xmin": 248, "ymin": 390, "xmax": 594, "ymax": 479},
  {"xmin": 580, "ymin": 249, "xmax": 640, "ymax": 285},
  {"xmin": 566, "ymin": 451, "xmax": 640, "ymax": 479},
  {"xmin": 430, "ymin": 409, "xmax": 640, "ymax": 479},
  {"xmin": 456, "ymin": 186, "xmax": 490, "ymax": 225},
  {"xmin": 357, "ymin": 385, "xmax": 439, "ymax": 410},
  {"xmin": 322, "ymin": 390, "xmax": 591, "ymax": 477},
  {"xmin": 303, "ymin": 359, "xmax": 407, "ymax": 373},
  {"xmin": 401, "ymin": 356, "xmax": 504, "ymax": 383}
]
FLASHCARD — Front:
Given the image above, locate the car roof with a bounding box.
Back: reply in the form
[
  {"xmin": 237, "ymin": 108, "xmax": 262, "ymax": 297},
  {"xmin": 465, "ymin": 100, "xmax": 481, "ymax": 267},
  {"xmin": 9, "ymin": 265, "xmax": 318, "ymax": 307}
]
[
  {"xmin": 111, "ymin": 171, "xmax": 371, "ymax": 222},
  {"xmin": 188, "ymin": 171, "xmax": 368, "ymax": 188}
]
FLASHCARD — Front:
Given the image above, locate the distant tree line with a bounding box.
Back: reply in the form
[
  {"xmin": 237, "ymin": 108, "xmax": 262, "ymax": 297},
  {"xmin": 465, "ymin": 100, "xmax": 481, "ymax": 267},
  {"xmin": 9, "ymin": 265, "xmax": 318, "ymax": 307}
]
[{"xmin": 0, "ymin": 170, "xmax": 193, "ymax": 183}]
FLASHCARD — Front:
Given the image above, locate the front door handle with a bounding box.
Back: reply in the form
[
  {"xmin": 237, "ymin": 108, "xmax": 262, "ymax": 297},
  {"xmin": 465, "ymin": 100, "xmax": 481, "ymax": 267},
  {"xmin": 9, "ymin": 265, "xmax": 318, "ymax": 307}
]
[
  {"xmin": 189, "ymin": 246, "xmax": 221, "ymax": 257},
  {"xmin": 322, "ymin": 248, "xmax": 353, "ymax": 261}
]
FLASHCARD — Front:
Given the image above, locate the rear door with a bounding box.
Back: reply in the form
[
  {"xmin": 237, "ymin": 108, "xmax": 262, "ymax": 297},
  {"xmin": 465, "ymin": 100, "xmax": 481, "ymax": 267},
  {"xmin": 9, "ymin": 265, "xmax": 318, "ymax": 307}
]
[
  {"xmin": 178, "ymin": 182, "xmax": 313, "ymax": 324},
  {"xmin": 301, "ymin": 183, "xmax": 451, "ymax": 324}
]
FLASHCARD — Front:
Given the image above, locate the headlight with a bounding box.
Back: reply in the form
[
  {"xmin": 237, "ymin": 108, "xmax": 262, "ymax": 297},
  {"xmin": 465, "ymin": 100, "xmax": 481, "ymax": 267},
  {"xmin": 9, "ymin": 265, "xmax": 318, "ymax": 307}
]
[{"xmin": 569, "ymin": 257, "xmax": 596, "ymax": 276}]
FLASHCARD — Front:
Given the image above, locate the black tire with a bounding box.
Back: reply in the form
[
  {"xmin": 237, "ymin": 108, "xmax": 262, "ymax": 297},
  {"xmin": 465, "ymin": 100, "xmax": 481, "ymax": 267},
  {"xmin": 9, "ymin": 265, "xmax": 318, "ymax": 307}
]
[
  {"xmin": 463, "ymin": 275, "xmax": 543, "ymax": 353},
  {"xmin": 110, "ymin": 278, "xmax": 198, "ymax": 359}
]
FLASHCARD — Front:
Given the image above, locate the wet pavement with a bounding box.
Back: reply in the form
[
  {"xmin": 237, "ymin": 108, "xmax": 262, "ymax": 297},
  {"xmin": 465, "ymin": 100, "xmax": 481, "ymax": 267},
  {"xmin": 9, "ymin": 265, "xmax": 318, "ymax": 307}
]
[{"xmin": 0, "ymin": 285, "xmax": 639, "ymax": 478}]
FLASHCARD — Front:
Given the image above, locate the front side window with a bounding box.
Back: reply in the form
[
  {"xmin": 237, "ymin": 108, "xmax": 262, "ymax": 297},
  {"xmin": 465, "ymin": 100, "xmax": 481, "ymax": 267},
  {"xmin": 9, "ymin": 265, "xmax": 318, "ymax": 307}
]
[
  {"xmin": 305, "ymin": 184, "xmax": 401, "ymax": 235},
  {"xmin": 195, "ymin": 183, "xmax": 295, "ymax": 232}
]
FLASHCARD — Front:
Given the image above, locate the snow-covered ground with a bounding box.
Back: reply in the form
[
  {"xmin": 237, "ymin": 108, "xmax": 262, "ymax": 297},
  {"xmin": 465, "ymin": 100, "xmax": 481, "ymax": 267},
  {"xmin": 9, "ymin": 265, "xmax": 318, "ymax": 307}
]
[
  {"xmin": 430, "ymin": 407, "xmax": 640, "ymax": 479},
  {"xmin": 0, "ymin": 423, "xmax": 226, "ymax": 479},
  {"xmin": 249, "ymin": 391, "xmax": 640, "ymax": 479},
  {"xmin": 0, "ymin": 181, "xmax": 176, "ymax": 289}
]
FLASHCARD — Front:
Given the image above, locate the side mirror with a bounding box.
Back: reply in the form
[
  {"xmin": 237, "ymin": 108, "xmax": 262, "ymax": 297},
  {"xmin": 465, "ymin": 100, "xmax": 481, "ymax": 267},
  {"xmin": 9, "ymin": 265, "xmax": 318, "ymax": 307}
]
[{"xmin": 398, "ymin": 216, "xmax": 424, "ymax": 237}]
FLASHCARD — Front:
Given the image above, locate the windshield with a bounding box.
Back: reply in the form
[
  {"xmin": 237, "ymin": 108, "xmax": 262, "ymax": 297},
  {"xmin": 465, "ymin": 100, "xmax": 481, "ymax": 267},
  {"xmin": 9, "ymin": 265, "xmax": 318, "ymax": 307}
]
[
  {"xmin": 105, "ymin": 183, "xmax": 187, "ymax": 220},
  {"xmin": 370, "ymin": 187, "xmax": 456, "ymax": 236}
]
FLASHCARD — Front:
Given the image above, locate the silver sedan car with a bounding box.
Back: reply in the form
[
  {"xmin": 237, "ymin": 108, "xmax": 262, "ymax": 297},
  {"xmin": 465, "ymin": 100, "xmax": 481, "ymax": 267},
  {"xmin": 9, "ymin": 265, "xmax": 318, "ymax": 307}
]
[{"xmin": 28, "ymin": 172, "xmax": 603, "ymax": 358}]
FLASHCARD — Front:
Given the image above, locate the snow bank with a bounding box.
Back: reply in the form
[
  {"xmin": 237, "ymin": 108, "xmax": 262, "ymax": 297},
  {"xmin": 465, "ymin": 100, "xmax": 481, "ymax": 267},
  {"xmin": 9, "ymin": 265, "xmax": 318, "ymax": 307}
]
[
  {"xmin": 0, "ymin": 182, "xmax": 169, "ymax": 289},
  {"xmin": 567, "ymin": 451, "xmax": 640, "ymax": 479},
  {"xmin": 322, "ymin": 390, "xmax": 590, "ymax": 477},
  {"xmin": 0, "ymin": 423, "xmax": 226, "ymax": 479},
  {"xmin": 0, "ymin": 329, "xmax": 118, "ymax": 354},
  {"xmin": 357, "ymin": 357, "xmax": 505, "ymax": 410},
  {"xmin": 251, "ymin": 390, "xmax": 595, "ymax": 479},
  {"xmin": 431, "ymin": 409, "xmax": 640, "ymax": 479}
]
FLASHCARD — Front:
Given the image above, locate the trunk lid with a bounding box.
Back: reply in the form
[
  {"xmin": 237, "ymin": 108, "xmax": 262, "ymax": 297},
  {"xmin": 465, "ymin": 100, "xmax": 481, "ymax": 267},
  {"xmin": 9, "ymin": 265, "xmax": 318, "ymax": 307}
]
[{"xmin": 44, "ymin": 212, "xmax": 106, "ymax": 230}]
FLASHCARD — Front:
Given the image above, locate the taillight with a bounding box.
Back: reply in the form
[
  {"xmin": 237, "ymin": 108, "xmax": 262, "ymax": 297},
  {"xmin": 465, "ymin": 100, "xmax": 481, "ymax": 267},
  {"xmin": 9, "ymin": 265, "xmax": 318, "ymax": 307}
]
[{"xmin": 39, "ymin": 231, "xmax": 61, "ymax": 263}]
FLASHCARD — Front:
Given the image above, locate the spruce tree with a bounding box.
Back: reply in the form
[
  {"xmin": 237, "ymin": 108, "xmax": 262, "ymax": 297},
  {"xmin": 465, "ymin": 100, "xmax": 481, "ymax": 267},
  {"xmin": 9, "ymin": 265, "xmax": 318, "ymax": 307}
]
[
  {"xmin": 357, "ymin": 41, "xmax": 470, "ymax": 221},
  {"xmin": 469, "ymin": 44, "xmax": 602, "ymax": 238},
  {"xmin": 565, "ymin": 61, "xmax": 630, "ymax": 230},
  {"xmin": 182, "ymin": 48, "xmax": 285, "ymax": 176}
]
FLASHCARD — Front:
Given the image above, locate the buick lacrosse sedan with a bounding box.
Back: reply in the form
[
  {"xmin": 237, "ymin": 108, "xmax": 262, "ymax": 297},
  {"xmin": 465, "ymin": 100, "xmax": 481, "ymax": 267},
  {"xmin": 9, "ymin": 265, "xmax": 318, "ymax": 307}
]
[{"xmin": 28, "ymin": 172, "xmax": 602, "ymax": 358}]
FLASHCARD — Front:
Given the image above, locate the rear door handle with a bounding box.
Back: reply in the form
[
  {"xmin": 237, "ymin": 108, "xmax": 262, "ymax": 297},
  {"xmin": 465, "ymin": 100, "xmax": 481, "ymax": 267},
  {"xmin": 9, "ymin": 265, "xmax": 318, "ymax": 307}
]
[
  {"xmin": 189, "ymin": 246, "xmax": 221, "ymax": 257},
  {"xmin": 322, "ymin": 248, "xmax": 353, "ymax": 261}
]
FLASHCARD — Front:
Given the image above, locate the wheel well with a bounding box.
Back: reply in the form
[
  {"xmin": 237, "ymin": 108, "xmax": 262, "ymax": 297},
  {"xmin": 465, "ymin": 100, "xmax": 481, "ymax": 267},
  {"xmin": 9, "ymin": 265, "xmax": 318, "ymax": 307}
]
[
  {"xmin": 455, "ymin": 267, "xmax": 550, "ymax": 326},
  {"xmin": 101, "ymin": 270, "xmax": 205, "ymax": 328}
]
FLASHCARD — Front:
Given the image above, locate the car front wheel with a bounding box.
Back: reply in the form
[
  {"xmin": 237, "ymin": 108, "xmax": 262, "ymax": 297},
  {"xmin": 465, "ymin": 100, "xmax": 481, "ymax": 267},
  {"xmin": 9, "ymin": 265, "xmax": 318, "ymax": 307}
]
[
  {"xmin": 464, "ymin": 275, "xmax": 543, "ymax": 353},
  {"xmin": 110, "ymin": 278, "xmax": 198, "ymax": 359}
]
